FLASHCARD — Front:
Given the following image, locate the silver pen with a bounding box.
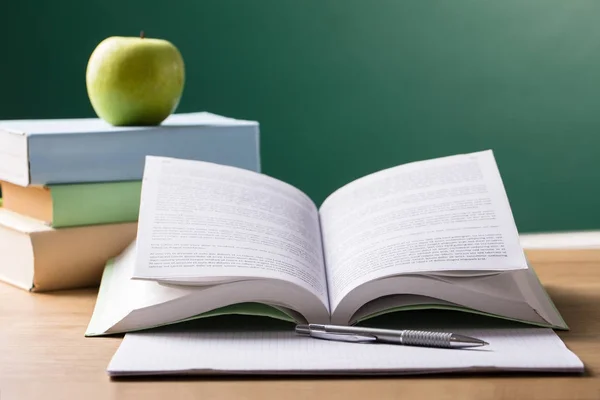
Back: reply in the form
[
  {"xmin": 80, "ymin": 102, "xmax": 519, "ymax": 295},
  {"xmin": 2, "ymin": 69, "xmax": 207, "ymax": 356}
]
[{"xmin": 295, "ymin": 324, "xmax": 488, "ymax": 349}]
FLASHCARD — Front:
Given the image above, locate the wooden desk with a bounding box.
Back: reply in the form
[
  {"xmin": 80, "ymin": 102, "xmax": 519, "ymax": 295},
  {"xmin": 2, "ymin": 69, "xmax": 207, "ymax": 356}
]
[{"xmin": 1, "ymin": 249, "xmax": 599, "ymax": 400}]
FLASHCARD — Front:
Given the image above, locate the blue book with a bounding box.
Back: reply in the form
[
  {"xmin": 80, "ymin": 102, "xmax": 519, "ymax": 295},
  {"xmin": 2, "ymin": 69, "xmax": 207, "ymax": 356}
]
[{"xmin": 0, "ymin": 112, "xmax": 261, "ymax": 186}]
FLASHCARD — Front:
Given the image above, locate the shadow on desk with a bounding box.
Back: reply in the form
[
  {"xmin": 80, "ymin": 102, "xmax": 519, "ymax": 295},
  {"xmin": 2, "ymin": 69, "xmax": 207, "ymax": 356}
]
[{"xmin": 544, "ymin": 286, "xmax": 600, "ymax": 335}]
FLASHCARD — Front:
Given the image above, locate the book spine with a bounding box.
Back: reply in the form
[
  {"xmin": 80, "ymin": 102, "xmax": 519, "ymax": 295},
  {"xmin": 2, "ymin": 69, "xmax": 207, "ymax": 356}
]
[
  {"xmin": 29, "ymin": 222, "xmax": 138, "ymax": 291},
  {"xmin": 27, "ymin": 125, "xmax": 261, "ymax": 185},
  {"xmin": 51, "ymin": 181, "xmax": 143, "ymax": 227}
]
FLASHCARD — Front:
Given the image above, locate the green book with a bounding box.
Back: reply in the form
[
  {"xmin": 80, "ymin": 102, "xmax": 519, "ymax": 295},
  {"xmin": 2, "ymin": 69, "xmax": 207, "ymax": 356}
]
[
  {"xmin": 85, "ymin": 150, "xmax": 568, "ymax": 337},
  {"xmin": 1, "ymin": 180, "xmax": 141, "ymax": 227}
]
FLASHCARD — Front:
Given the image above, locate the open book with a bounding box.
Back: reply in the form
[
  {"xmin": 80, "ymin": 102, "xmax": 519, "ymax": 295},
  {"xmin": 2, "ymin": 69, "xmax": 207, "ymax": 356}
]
[{"xmin": 86, "ymin": 150, "xmax": 566, "ymax": 336}]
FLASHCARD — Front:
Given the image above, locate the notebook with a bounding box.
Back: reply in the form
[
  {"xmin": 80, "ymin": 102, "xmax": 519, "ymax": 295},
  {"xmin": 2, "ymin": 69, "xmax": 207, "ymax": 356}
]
[{"xmin": 107, "ymin": 327, "xmax": 584, "ymax": 376}]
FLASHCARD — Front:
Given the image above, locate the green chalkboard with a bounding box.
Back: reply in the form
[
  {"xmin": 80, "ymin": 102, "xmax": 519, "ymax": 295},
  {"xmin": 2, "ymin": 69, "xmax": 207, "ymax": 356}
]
[{"xmin": 2, "ymin": 1, "xmax": 600, "ymax": 232}]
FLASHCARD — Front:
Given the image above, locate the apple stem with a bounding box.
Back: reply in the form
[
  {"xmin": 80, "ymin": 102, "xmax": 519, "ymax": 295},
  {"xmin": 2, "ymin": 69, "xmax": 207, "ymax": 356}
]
[{"xmin": 140, "ymin": 30, "xmax": 145, "ymax": 39}]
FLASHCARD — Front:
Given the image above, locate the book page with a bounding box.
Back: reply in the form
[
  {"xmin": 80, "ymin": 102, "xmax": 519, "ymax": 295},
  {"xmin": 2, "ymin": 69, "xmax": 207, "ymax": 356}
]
[
  {"xmin": 85, "ymin": 241, "xmax": 306, "ymax": 337},
  {"xmin": 319, "ymin": 150, "xmax": 528, "ymax": 309},
  {"xmin": 134, "ymin": 156, "xmax": 329, "ymax": 310}
]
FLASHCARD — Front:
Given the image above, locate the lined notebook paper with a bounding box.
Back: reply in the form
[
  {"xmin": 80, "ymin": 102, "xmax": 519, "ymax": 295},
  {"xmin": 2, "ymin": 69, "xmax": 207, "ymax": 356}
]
[{"xmin": 107, "ymin": 328, "xmax": 584, "ymax": 376}]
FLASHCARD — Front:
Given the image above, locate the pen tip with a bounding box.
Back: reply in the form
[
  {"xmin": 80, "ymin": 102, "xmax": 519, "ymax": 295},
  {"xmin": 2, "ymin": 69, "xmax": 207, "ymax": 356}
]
[{"xmin": 450, "ymin": 334, "xmax": 489, "ymax": 347}]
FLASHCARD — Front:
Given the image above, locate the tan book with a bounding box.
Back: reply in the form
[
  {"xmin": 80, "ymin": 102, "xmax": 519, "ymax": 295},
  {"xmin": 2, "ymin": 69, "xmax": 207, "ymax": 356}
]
[{"xmin": 0, "ymin": 208, "xmax": 137, "ymax": 292}]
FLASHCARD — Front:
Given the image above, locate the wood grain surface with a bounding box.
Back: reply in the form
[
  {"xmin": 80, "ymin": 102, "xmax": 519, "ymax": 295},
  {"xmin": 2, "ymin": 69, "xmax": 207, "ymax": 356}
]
[{"xmin": 0, "ymin": 249, "xmax": 598, "ymax": 400}]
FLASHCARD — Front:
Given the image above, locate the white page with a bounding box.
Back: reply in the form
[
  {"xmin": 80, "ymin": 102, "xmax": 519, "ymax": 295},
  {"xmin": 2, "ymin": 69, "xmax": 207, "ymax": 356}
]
[
  {"xmin": 319, "ymin": 150, "xmax": 528, "ymax": 309},
  {"xmin": 86, "ymin": 241, "xmax": 331, "ymax": 335},
  {"xmin": 85, "ymin": 241, "xmax": 204, "ymax": 336},
  {"xmin": 0, "ymin": 112, "xmax": 255, "ymax": 134},
  {"xmin": 135, "ymin": 156, "xmax": 329, "ymax": 310},
  {"xmin": 107, "ymin": 328, "xmax": 583, "ymax": 376}
]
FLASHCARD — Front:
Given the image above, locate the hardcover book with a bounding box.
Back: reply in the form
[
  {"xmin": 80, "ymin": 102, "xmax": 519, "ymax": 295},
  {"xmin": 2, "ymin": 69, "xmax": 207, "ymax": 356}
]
[
  {"xmin": 0, "ymin": 209, "xmax": 136, "ymax": 292},
  {"xmin": 0, "ymin": 111, "xmax": 260, "ymax": 186},
  {"xmin": 1, "ymin": 180, "xmax": 141, "ymax": 228}
]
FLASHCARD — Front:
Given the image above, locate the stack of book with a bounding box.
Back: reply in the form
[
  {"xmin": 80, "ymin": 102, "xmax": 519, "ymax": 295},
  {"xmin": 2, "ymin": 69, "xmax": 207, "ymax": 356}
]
[{"xmin": 0, "ymin": 111, "xmax": 260, "ymax": 292}]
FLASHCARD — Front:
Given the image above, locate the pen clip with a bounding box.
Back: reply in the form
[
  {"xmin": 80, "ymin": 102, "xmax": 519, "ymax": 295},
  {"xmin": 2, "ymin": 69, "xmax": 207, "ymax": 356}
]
[{"xmin": 310, "ymin": 330, "xmax": 377, "ymax": 343}]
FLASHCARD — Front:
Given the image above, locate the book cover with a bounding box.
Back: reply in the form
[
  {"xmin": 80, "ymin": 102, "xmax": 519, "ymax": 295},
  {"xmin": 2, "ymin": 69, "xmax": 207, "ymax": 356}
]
[
  {"xmin": 0, "ymin": 208, "xmax": 136, "ymax": 292},
  {"xmin": 1, "ymin": 180, "xmax": 142, "ymax": 228}
]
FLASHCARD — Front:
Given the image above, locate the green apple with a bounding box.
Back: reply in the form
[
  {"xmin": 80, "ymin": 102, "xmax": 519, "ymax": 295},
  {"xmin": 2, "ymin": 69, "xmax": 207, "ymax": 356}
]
[{"xmin": 86, "ymin": 33, "xmax": 185, "ymax": 126}]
